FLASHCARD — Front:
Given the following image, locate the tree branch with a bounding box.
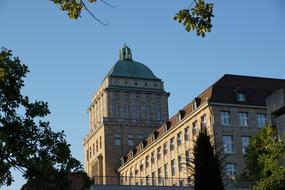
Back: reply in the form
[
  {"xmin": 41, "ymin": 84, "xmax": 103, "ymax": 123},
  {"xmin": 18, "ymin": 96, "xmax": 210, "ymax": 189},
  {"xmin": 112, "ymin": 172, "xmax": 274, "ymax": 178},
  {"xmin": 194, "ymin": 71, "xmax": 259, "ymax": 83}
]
[
  {"xmin": 80, "ymin": 0, "xmax": 109, "ymax": 26},
  {"xmin": 99, "ymin": 0, "xmax": 115, "ymax": 8}
]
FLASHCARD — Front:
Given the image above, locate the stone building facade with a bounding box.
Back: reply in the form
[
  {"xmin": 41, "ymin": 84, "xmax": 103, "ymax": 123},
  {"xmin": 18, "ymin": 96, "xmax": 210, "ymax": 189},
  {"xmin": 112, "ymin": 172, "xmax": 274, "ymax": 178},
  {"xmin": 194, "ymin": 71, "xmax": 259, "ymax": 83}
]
[
  {"xmin": 118, "ymin": 75, "xmax": 285, "ymax": 186},
  {"xmin": 83, "ymin": 45, "xmax": 285, "ymax": 186},
  {"xmin": 83, "ymin": 44, "xmax": 170, "ymax": 184},
  {"xmin": 266, "ymin": 88, "xmax": 285, "ymax": 140}
]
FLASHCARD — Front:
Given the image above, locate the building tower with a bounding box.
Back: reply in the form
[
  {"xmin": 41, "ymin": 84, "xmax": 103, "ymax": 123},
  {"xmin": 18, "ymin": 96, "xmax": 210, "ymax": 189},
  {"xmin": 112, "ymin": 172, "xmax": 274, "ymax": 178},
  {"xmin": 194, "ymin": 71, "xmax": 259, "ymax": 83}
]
[{"xmin": 83, "ymin": 44, "xmax": 170, "ymax": 184}]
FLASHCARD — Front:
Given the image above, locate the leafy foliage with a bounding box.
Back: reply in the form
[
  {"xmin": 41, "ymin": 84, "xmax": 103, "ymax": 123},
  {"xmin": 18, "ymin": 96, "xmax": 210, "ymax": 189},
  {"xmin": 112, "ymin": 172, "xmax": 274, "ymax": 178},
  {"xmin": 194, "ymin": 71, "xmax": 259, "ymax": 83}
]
[
  {"xmin": 252, "ymin": 172, "xmax": 285, "ymax": 190},
  {"xmin": 0, "ymin": 48, "xmax": 87, "ymax": 189},
  {"xmin": 191, "ymin": 129, "xmax": 224, "ymax": 190},
  {"xmin": 50, "ymin": 0, "xmax": 214, "ymax": 37},
  {"xmin": 51, "ymin": 0, "xmax": 84, "ymax": 19},
  {"xmin": 244, "ymin": 125, "xmax": 285, "ymax": 190},
  {"xmin": 174, "ymin": 0, "xmax": 214, "ymax": 37}
]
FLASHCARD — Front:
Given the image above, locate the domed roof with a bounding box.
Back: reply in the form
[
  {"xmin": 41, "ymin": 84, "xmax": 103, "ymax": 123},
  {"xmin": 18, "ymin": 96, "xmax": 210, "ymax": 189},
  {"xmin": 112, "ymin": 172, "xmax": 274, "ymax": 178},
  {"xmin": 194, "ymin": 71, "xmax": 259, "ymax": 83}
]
[{"xmin": 105, "ymin": 44, "xmax": 160, "ymax": 80}]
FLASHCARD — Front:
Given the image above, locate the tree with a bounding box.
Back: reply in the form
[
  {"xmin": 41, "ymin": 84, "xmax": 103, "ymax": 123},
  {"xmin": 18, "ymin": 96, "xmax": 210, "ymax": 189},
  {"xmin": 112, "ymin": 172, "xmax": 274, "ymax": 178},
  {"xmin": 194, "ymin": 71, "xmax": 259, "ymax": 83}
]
[
  {"xmin": 244, "ymin": 125, "xmax": 285, "ymax": 190},
  {"xmin": 190, "ymin": 129, "xmax": 225, "ymax": 190},
  {"xmin": 0, "ymin": 48, "xmax": 89, "ymax": 189},
  {"xmin": 50, "ymin": 0, "xmax": 214, "ymax": 37}
]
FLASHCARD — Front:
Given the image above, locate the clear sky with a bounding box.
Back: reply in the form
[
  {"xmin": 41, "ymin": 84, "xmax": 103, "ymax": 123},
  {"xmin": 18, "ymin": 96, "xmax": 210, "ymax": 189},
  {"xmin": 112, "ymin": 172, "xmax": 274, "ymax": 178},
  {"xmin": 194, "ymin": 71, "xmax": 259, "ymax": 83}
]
[{"xmin": 1, "ymin": 0, "xmax": 285, "ymax": 189}]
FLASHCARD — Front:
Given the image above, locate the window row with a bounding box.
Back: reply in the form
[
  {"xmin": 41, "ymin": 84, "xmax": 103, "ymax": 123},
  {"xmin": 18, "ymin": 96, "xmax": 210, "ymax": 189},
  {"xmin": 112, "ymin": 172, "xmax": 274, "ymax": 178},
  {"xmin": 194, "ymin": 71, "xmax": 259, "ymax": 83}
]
[
  {"xmin": 112, "ymin": 104, "xmax": 161, "ymax": 121},
  {"xmin": 132, "ymin": 149, "xmax": 191, "ymax": 175},
  {"xmin": 124, "ymin": 156, "xmax": 237, "ymax": 183},
  {"xmin": 86, "ymin": 136, "xmax": 102, "ymax": 160},
  {"xmin": 113, "ymin": 80, "xmax": 160, "ymax": 88},
  {"xmin": 220, "ymin": 111, "xmax": 266, "ymax": 128},
  {"xmin": 114, "ymin": 133, "xmax": 144, "ymax": 146},
  {"xmin": 222, "ymin": 135, "xmax": 250, "ymax": 154}
]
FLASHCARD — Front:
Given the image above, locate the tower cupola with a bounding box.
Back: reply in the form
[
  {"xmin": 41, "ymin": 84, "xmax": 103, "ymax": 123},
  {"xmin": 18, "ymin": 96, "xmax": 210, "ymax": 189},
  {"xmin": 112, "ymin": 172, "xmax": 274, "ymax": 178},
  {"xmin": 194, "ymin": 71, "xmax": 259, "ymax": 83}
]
[{"xmin": 119, "ymin": 43, "xmax": 132, "ymax": 61}]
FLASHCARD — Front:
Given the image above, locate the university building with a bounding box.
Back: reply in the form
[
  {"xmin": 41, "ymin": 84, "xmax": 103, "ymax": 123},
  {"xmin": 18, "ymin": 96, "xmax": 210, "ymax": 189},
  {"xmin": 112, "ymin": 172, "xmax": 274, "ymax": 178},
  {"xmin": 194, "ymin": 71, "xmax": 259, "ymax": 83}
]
[
  {"xmin": 83, "ymin": 45, "xmax": 285, "ymax": 186},
  {"xmin": 83, "ymin": 44, "xmax": 170, "ymax": 184}
]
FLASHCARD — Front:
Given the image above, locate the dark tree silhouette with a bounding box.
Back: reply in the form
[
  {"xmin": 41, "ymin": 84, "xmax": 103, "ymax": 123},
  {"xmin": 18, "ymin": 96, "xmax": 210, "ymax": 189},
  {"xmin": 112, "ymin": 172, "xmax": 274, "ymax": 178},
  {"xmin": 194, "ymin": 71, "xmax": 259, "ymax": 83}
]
[
  {"xmin": 192, "ymin": 129, "xmax": 224, "ymax": 190},
  {"xmin": 0, "ymin": 48, "xmax": 89, "ymax": 189}
]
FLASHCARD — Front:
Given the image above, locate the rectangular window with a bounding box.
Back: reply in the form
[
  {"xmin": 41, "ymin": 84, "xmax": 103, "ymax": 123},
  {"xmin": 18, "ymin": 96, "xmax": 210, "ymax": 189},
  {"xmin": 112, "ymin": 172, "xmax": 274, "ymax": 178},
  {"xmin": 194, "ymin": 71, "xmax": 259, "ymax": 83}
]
[
  {"xmin": 225, "ymin": 163, "xmax": 237, "ymax": 179},
  {"xmin": 135, "ymin": 163, "xmax": 139, "ymax": 174},
  {"xmin": 89, "ymin": 147, "xmax": 91, "ymax": 159},
  {"xmin": 241, "ymin": 136, "xmax": 250, "ymax": 154},
  {"xmin": 220, "ymin": 111, "xmax": 231, "ymax": 126},
  {"xmin": 171, "ymin": 159, "xmax": 176, "ymax": 176},
  {"xmin": 146, "ymin": 175, "xmax": 150, "ymax": 186},
  {"xmin": 158, "ymin": 167, "xmax": 162, "ymax": 184},
  {"xmin": 177, "ymin": 132, "xmax": 182, "ymax": 146},
  {"xmin": 99, "ymin": 136, "xmax": 102, "ymax": 149},
  {"xmin": 201, "ymin": 114, "xmax": 207, "ymax": 129},
  {"xmin": 130, "ymin": 167, "xmax": 134, "ymax": 177},
  {"xmin": 138, "ymin": 134, "xmax": 144, "ymax": 141},
  {"xmin": 125, "ymin": 95, "xmax": 129, "ymax": 102},
  {"xmin": 184, "ymin": 127, "xmax": 190, "ymax": 141},
  {"xmin": 151, "ymin": 151, "xmax": 155, "ymax": 164},
  {"xmin": 192, "ymin": 121, "xmax": 198, "ymax": 136},
  {"xmin": 86, "ymin": 149, "xmax": 89, "ymax": 161},
  {"xmin": 157, "ymin": 146, "xmax": 162, "ymax": 160},
  {"xmin": 152, "ymin": 171, "xmax": 156, "ymax": 185},
  {"xmin": 135, "ymin": 105, "xmax": 140, "ymax": 120},
  {"xmin": 163, "ymin": 124, "xmax": 168, "ymax": 133},
  {"xmin": 185, "ymin": 150, "xmax": 191, "ymax": 162},
  {"xmin": 120, "ymin": 158, "xmax": 124, "ymax": 166},
  {"xmin": 140, "ymin": 160, "xmax": 144, "ymax": 171},
  {"xmin": 164, "ymin": 163, "xmax": 168, "ymax": 178},
  {"xmin": 125, "ymin": 105, "xmax": 129, "ymax": 119},
  {"xmin": 192, "ymin": 101, "xmax": 197, "ymax": 110},
  {"xmin": 156, "ymin": 106, "xmax": 161, "ymax": 121},
  {"xmin": 146, "ymin": 155, "xmax": 150, "ymax": 168},
  {"xmin": 223, "ymin": 135, "xmax": 234, "ymax": 153},
  {"xmin": 128, "ymin": 134, "xmax": 134, "ymax": 146},
  {"xmin": 146, "ymin": 105, "xmax": 151, "ymax": 120},
  {"xmin": 114, "ymin": 104, "xmax": 119, "ymax": 118},
  {"xmin": 96, "ymin": 140, "xmax": 98, "ymax": 152},
  {"xmin": 163, "ymin": 142, "xmax": 168, "ymax": 155},
  {"xmin": 92, "ymin": 143, "xmax": 95, "ymax": 156},
  {"xmin": 236, "ymin": 93, "xmax": 246, "ymax": 102},
  {"xmin": 114, "ymin": 133, "xmax": 121, "ymax": 145},
  {"xmin": 178, "ymin": 155, "xmax": 182, "ymax": 172},
  {"xmin": 238, "ymin": 112, "xmax": 249, "ymax": 126},
  {"xmin": 170, "ymin": 137, "xmax": 175, "ymax": 151},
  {"xmin": 257, "ymin": 113, "xmax": 266, "ymax": 128}
]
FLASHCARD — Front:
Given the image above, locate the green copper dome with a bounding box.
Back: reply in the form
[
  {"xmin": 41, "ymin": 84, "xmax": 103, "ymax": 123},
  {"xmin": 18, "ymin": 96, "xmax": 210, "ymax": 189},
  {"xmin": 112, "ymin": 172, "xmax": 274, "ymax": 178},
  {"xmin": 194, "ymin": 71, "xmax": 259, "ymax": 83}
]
[{"xmin": 106, "ymin": 44, "xmax": 160, "ymax": 80}]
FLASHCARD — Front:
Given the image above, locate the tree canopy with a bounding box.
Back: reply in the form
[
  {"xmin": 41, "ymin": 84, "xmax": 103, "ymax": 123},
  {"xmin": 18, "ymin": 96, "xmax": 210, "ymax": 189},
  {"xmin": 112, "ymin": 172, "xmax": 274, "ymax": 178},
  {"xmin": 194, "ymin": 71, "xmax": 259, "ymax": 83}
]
[
  {"xmin": 50, "ymin": 0, "xmax": 214, "ymax": 37},
  {"xmin": 0, "ymin": 48, "xmax": 88, "ymax": 189},
  {"xmin": 244, "ymin": 125, "xmax": 285, "ymax": 190}
]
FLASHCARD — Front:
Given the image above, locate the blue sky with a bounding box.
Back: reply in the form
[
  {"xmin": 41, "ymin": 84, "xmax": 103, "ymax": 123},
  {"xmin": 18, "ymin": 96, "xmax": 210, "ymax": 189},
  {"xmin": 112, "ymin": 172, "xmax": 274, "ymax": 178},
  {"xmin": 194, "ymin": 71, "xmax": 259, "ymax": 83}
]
[{"xmin": 1, "ymin": 0, "xmax": 285, "ymax": 189}]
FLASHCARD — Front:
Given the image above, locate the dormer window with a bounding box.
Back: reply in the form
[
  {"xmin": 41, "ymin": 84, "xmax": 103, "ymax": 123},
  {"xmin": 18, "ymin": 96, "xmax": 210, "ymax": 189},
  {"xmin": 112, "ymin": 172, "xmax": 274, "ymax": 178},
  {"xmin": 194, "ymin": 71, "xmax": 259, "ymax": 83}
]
[
  {"xmin": 176, "ymin": 114, "xmax": 181, "ymax": 122},
  {"xmin": 163, "ymin": 124, "xmax": 168, "ymax": 133},
  {"xmin": 192, "ymin": 102, "xmax": 197, "ymax": 110},
  {"xmin": 192, "ymin": 98, "xmax": 200, "ymax": 111},
  {"xmin": 139, "ymin": 143, "xmax": 144, "ymax": 151},
  {"xmin": 151, "ymin": 131, "xmax": 157, "ymax": 142},
  {"xmin": 236, "ymin": 93, "xmax": 246, "ymax": 102},
  {"xmin": 120, "ymin": 157, "xmax": 125, "ymax": 165},
  {"xmin": 177, "ymin": 110, "xmax": 185, "ymax": 122}
]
